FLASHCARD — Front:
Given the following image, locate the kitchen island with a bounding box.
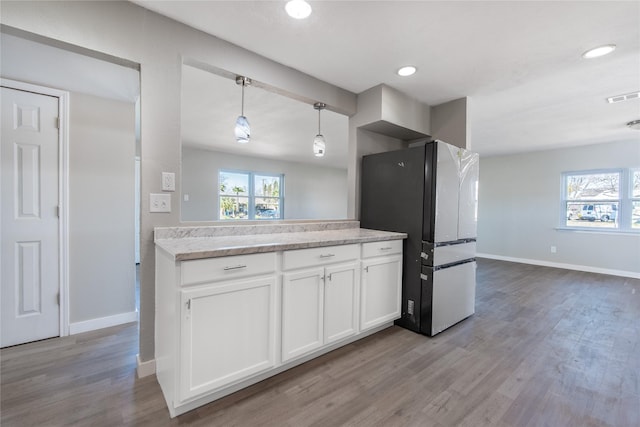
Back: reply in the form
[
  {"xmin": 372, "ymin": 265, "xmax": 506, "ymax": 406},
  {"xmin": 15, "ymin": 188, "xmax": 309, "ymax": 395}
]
[{"xmin": 154, "ymin": 221, "xmax": 406, "ymax": 417}]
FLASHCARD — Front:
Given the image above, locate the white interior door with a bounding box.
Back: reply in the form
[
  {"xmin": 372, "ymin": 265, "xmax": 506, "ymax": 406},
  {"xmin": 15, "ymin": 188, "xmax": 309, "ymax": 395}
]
[{"xmin": 1, "ymin": 86, "xmax": 60, "ymax": 347}]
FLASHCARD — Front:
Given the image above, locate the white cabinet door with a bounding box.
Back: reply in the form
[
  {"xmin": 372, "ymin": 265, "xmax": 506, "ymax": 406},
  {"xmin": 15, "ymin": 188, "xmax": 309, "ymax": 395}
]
[
  {"xmin": 179, "ymin": 276, "xmax": 276, "ymax": 402},
  {"xmin": 324, "ymin": 262, "xmax": 358, "ymax": 344},
  {"xmin": 281, "ymin": 268, "xmax": 324, "ymax": 362},
  {"xmin": 361, "ymin": 255, "xmax": 402, "ymax": 331}
]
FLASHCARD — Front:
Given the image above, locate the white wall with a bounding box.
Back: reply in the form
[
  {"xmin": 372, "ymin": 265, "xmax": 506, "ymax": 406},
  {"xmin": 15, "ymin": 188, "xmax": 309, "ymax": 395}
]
[
  {"xmin": 182, "ymin": 147, "xmax": 348, "ymax": 221},
  {"xmin": 69, "ymin": 92, "xmax": 136, "ymax": 323},
  {"xmin": 477, "ymin": 140, "xmax": 640, "ymax": 276}
]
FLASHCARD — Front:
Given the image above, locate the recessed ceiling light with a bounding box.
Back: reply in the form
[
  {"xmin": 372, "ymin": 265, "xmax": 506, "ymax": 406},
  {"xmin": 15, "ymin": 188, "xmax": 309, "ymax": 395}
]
[
  {"xmin": 397, "ymin": 66, "xmax": 417, "ymax": 77},
  {"xmin": 582, "ymin": 44, "xmax": 616, "ymax": 59},
  {"xmin": 285, "ymin": 0, "xmax": 312, "ymax": 19}
]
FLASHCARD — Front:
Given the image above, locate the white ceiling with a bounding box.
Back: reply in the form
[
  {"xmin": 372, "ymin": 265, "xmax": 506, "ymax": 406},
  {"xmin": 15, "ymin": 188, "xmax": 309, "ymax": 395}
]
[
  {"xmin": 134, "ymin": 0, "xmax": 640, "ymax": 157},
  {"xmin": 181, "ymin": 64, "xmax": 349, "ymax": 168}
]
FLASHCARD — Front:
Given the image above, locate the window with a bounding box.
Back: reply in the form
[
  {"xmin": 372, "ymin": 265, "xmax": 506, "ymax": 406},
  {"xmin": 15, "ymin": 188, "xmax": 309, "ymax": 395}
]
[
  {"xmin": 633, "ymin": 169, "xmax": 640, "ymax": 230},
  {"xmin": 562, "ymin": 168, "xmax": 639, "ymax": 232},
  {"xmin": 219, "ymin": 170, "xmax": 283, "ymax": 220}
]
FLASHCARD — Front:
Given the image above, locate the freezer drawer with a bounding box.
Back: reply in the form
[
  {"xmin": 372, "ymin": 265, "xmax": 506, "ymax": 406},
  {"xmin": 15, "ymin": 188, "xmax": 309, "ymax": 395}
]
[
  {"xmin": 421, "ymin": 240, "xmax": 476, "ymax": 267},
  {"xmin": 421, "ymin": 260, "xmax": 476, "ymax": 336}
]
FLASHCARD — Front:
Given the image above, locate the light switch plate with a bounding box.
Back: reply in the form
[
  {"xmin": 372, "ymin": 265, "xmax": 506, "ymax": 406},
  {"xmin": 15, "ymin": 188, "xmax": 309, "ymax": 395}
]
[
  {"xmin": 150, "ymin": 193, "xmax": 171, "ymax": 213},
  {"xmin": 162, "ymin": 172, "xmax": 175, "ymax": 192}
]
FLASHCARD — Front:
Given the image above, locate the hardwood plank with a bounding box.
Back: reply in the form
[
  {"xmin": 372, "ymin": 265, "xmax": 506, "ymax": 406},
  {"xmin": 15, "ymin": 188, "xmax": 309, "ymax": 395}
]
[{"xmin": 1, "ymin": 258, "xmax": 638, "ymax": 426}]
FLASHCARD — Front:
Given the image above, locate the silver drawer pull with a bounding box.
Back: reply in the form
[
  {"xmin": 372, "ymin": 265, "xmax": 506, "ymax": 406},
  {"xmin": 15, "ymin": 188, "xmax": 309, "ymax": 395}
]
[
  {"xmin": 223, "ymin": 264, "xmax": 247, "ymax": 271},
  {"xmin": 319, "ymin": 253, "xmax": 335, "ymax": 258},
  {"xmin": 380, "ymin": 247, "xmax": 393, "ymax": 250}
]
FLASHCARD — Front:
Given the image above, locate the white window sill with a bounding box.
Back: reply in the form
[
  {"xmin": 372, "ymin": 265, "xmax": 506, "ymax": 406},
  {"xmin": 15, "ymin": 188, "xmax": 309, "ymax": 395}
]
[{"xmin": 555, "ymin": 227, "xmax": 640, "ymax": 236}]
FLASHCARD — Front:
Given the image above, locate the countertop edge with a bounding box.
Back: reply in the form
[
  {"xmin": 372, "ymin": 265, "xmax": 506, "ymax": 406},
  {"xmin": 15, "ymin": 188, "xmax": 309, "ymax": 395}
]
[{"xmin": 156, "ymin": 231, "xmax": 407, "ymax": 261}]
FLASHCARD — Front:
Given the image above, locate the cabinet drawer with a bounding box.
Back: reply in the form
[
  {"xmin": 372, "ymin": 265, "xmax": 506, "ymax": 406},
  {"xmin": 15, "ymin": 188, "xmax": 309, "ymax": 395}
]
[
  {"xmin": 282, "ymin": 244, "xmax": 359, "ymax": 271},
  {"xmin": 361, "ymin": 240, "xmax": 403, "ymax": 258},
  {"xmin": 181, "ymin": 252, "xmax": 276, "ymax": 286}
]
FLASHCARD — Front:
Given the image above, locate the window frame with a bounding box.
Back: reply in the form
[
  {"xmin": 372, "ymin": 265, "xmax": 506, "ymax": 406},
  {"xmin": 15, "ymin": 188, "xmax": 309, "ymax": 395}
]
[
  {"xmin": 560, "ymin": 168, "xmax": 638, "ymax": 233},
  {"xmin": 218, "ymin": 169, "xmax": 284, "ymax": 220},
  {"xmin": 631, "ymin": 168, "xmax": 640, "ymax": 231}
]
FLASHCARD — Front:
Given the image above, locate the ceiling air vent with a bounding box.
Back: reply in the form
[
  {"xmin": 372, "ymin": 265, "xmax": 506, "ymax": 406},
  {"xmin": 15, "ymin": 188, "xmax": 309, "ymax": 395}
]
[{"xmin": 607, "ymin": 91, "xmax": 640, "ymax": 104}]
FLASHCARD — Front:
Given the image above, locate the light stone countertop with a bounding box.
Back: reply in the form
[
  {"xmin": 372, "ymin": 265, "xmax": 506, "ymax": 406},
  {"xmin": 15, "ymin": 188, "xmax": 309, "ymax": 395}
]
[{"xmin": 155, "ymin": 228, "xmax": 407, "ymax": 261}]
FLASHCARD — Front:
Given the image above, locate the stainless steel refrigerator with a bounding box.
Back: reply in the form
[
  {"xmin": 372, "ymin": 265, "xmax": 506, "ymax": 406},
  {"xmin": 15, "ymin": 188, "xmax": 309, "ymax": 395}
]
[{"xmin": 360, "ymin": 140, "xmax": 479, "ymax": 336}]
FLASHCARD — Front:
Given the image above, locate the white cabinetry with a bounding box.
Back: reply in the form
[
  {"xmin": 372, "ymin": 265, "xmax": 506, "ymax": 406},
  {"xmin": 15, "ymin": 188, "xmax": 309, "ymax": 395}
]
[
  {"xmin": 360, "ymin": 241, "xmax": 403, "ymax": 331},
  {"xmin": 324, "ymin": 263, "xmax": 359, "ymax": 344},
  {"xmin": 179, "ymin": 276, "xmax": 276, "ymax": 401},
  {"xmin": 281, "ymin": 267, "xmax": 324, "ymax": 361},
  {"xmin": 156, "ymin": 237, "xmax": 402, "ymax": 417},
  {"xmin": 281, "ymin": 244, "xmax": 359, "ymax": 362},
  {"xmin": 155, "ymin": 250, "xmax": 277, "ymax": 416}
]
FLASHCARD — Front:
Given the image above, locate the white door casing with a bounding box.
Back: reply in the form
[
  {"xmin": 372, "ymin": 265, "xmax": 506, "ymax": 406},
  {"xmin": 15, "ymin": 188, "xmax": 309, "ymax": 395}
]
[{"xmin": 1, "ymin": 82, "xmax": 68, "ymax": 347}]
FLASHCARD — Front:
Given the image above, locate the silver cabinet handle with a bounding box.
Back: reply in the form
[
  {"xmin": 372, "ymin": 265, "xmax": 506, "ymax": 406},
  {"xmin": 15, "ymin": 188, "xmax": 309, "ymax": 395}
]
[
  {"xmin": 223, "ymin": 264, "xmax": 247, "ymax": 271},
  {"xmin": 319, "ymin": 254, "xmax": 335, "ymax": 258},
  {"xmin": 380, "ymin": 247, "xmax": 393, "ymax": 250}
]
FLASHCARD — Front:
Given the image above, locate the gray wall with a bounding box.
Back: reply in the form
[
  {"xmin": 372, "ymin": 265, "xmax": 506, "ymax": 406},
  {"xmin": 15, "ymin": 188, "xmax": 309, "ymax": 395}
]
[
  {"xmin": 1, "ymin": 0, "xmax": 357, "ymax": 362},
  {"xmin": 182, "ymin": 147, "xmax": 347, "ymax": 221},
  {"xmin": 477, "ymin": 140, "xmax": 640, "ymax": 276},
  {"xmin": 431, "ymin": 97, "xmax": 470, "ymax": 149},
  {"xmin": 347, "ymin": 85, "xmax": 431, "ymax": 218},
  {"xmin": 69, "ymin": 92, "xmax": 136, "ymax": 322}
]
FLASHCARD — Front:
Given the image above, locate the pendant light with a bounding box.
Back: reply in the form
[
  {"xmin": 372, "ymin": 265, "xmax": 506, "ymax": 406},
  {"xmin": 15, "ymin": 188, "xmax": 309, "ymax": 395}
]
[
  {"xmin": 235, "ymin": 76, "xmax": 251, "ymax": 144},
  {"xmin": 313, "ymin": 102, "xmax": 326, "ymax": 157}
]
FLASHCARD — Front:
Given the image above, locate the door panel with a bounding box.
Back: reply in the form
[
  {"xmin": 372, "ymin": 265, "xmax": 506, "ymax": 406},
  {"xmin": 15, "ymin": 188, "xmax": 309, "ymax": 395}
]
[
  {"xmin": 281, "ymin": 268, "xmax": 324, "ymax": 362},
  {"xmin": 458, "ymin": 149, "xmax": 479, "ymax": 239},
  {"xmin": 324, "ymin": 263, "xmax": 358, "ymax": 344},
  {"xmin": 361, "ymin": 256, "xmax": 402, "ymax": 331},
  {"xmin": 1, "ymin": 87, "xmax": 60, "ymax": 347},
  {"xmin": 179, "ymin": 277, "xmax": 276, "ymax": 401},
  {"xmin": 431, "ymin": 261, "xmax": 476, "ymax": 336},
  {"xmin": 434, "ymin": 142, "xmax": 460, "ymax": 242}
]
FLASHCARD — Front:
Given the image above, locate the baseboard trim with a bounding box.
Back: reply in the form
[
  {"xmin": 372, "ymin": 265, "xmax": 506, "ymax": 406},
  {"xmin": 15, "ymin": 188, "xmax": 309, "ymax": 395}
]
[
  {"xmin": 69, "ymin": 311, "xmax": 138, "ymax": 335},
  {"xmin": 476, "ymin": 253, "xmax": 640, "ymax": 279},
  {"xmin": 136, "ymin": 354, "xmax": 156, "ymax": 378}
]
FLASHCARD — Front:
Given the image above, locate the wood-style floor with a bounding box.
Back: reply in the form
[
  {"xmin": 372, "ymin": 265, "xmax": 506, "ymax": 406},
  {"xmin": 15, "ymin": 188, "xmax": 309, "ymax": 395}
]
[{"xmin": 2, "ymin": 259, "xmax": 639, "ymax": 426}]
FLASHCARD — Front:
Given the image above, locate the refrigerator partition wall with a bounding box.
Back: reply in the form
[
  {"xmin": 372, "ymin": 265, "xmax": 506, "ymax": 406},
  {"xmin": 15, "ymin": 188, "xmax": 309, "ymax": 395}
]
[{"xmin": 360, "ymin": 140, "xmax": 479, "ymax": 336}]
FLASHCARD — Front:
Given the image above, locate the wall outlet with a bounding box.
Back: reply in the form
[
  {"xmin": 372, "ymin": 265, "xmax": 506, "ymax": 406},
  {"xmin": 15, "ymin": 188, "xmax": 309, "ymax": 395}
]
[
  {"xmin": 550, "ymin": 245, "xmax": 557, "ymax": 253},
  {"xmin": 162, "ymin": 172, "xmax": 175, "ymax": 192},
  {"xmin": 150, "ymin": 193, "xmax": 171, "ymax": 213}
]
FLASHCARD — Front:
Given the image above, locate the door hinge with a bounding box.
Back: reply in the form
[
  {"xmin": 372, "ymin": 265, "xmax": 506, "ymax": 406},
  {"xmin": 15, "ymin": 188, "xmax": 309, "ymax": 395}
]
[
  {"xmin": 56, "ymin": 292, "xmax": 60, "ymax": 305},
  {"xmin": 186, "ymin": 299, "xmax": 191, "ymax": 310},
  {"xmin": 364, "ymin": 266, "xmax": 369, "ymax": 273},
  {"xmin": 56, "ymin": 206, "xmax": 60, "ymax": 217},
  {"xmin": 55, "ymin": 117, "xmax": 60, "ymax": 129}
]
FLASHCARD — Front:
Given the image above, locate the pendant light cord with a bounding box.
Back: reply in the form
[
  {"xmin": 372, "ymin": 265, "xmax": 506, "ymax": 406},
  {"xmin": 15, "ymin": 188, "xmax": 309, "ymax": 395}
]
[
  {"xmin": 241, "ymin": 81, "xmax": 245, "ymax": 116},
  {"xmin": 317, "ymin": 107, "xmax": 321, "ymax": 134}
]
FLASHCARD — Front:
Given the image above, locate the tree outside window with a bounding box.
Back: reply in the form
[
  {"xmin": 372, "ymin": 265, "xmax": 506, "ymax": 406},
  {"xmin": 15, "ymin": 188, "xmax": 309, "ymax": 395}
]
[
  {"xmin": 562, "ymin": 169, "xmax": 638, "ymax": 232},
  {"xmin": 219, "ymin": 170, "xmax": 283, "ymax": 220}
]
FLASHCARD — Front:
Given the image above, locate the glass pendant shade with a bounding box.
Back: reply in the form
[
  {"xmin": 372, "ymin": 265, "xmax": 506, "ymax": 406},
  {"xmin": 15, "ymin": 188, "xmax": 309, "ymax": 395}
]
[
  {"xmin": 313, "ymin": 102, "xmax": 326, "ymax": 157},
  {"xmin": 313, "ymin": 134, "xmax": 326, "ymax": 157},
  {"xmin": 235, "ymin": 76, "xmax": 251, "ymax": 144},
  {"xmin": 235, "ymin": 115, "xmax": 250, "ymax": 144}
]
